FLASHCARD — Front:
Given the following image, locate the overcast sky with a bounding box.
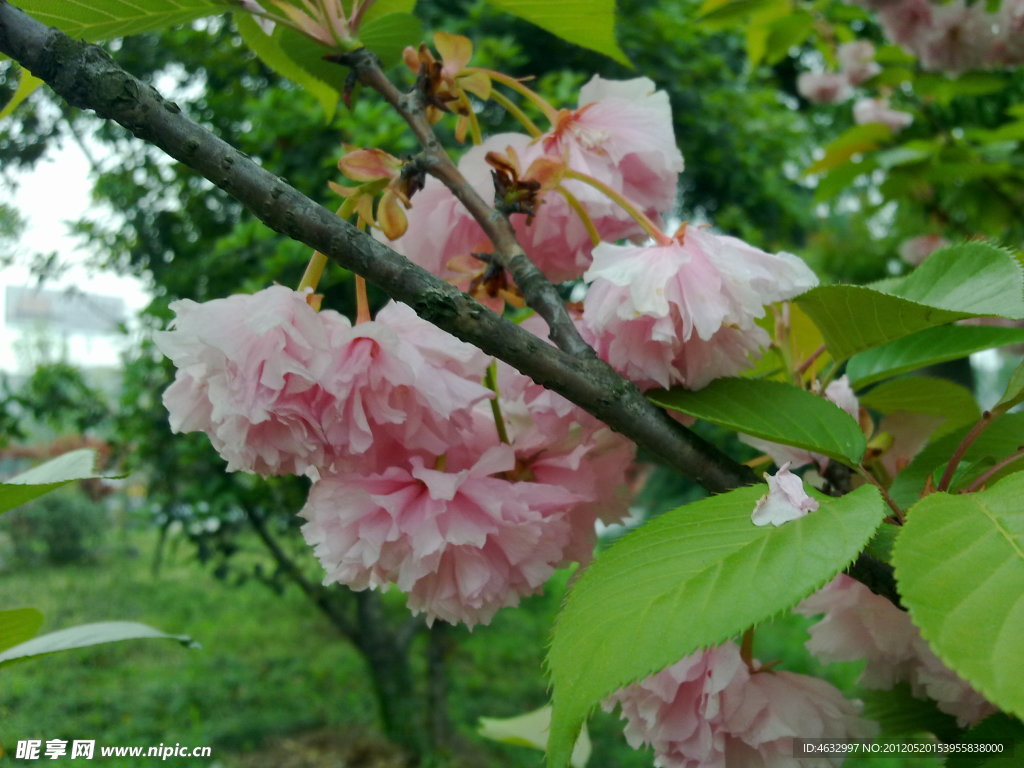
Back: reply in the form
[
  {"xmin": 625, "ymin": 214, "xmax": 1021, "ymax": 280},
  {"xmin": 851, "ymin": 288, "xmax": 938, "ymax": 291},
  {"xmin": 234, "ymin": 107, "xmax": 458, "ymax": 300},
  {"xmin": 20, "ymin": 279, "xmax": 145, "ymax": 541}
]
[{"xmin": 0, "ymin": 135, "xmax": 151, "ymax": 374}]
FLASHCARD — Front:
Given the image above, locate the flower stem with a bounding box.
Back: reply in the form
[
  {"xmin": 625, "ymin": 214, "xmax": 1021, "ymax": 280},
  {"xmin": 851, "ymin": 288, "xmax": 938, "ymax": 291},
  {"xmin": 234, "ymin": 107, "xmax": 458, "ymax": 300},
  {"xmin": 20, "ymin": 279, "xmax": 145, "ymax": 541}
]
[
  {"xmin": 297, "ymin": 251, "xmax": 329, "ymax": 292},
  {"xmin": 937, "ymin": 411, "xmax": 995, "ymax": 492},
  {"xmin": 961, "ymin": 445, "xmax": 1024, "ymax": 494},
  {"xmin": 488, "ymin": 89, "xmax": 543, "ymax": 138},
  {"xmin": 856, "ymin": 466, "xmax": 904, "ymax": 523},
  {"xmin": 466, "ymin": 67, "xmax": 559, "ymax": 124},
  {"xmin": 484, "ymin": 361, "xmax": 510, "ymax": 445},
  {"xmin": 355, "ymin": 275, "xmax": 371, "ymax": 324},
  {"xmin": 555, "ymin": 185, "xmax": 600, "ymax": 246},
  {"xmin": 563, "ymin": 168, "xmax": 671, "ymax": 245}
]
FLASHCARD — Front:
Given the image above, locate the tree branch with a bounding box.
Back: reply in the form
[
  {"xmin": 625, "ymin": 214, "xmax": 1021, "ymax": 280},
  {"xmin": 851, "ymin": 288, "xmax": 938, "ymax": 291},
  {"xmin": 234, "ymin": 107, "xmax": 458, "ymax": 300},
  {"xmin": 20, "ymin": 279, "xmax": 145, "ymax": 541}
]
[
  {"xmin": 338, "ymin": 48, "xmax": 592, "ymax": 360},
  {"xmin": 0, "ymin": 0, "xmax": 752, "ymax": 494}
]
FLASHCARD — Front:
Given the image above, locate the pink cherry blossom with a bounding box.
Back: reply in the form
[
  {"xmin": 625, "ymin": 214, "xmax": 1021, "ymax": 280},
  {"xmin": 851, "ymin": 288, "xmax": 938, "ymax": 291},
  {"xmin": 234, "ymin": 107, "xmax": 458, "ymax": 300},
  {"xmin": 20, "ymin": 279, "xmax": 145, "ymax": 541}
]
[
  {"xmin": 603, "ymin": 641, "xmax": 877, "ymax": 768},
  {"xmin": 581, "ymin": 226, "xmax": 818, "ymax": 390},
  {"xmin": 838, "ymin": 41, "xmax": 882, "ymax": 85},
  {"xmin": 300, "ymin": 442, "xmax": 583, "ymax": 627},
  {"xmin": 317, "ymin": 300, "xmax": 493, "ymax": 463},
  {"xmin": 797, "ymin": 575, "xmax": 996, "ymax": 726},
  {"xmin": 547, "ymin": 75, "xmax": 684, "ymax": 217},
  {"xmin": 156, "ymin": 286, "xmax": 336, "ymax": 476},
  {"xmin": 751, "ymin": 462, "xmax": 819, "ymax": 527},
  {"xmin": 796, "ymin": 574, "xmax": 920, "ymax": 688},
  {"xmin": 797, "ymin": 72, "xmax": 852, "ymax": 104},
  {"xmin": 853, "ymin": 98, "xmax": 914, "ymax": 132}
]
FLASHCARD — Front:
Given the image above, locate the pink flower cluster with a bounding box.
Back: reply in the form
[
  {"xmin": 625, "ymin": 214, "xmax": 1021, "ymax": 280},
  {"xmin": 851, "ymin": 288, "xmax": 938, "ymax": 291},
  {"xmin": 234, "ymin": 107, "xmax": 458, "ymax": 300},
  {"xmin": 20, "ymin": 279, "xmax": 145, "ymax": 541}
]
[
  {"xmin": 157, "ymin": 287, "xmax": 636, "ymax": 627},
  {"xmin": 797, "ymin": 575, "xmax": 996, "ymax": 726},
  {"xmin": 580, "ymin": 226, "xmax": 818, "ymax": 391},
  {"xmin": 855, "ymin": 0, "xmax": 1024, "ymax": 74},
  {"xmin": 389, "ymin": 75, "xmax": 682, "ymax": 284},
  {"xmin": 389, "ymin": 76, "xmax": 816, "ymax": 391},
  {"xmin": 604, "ymin": 641, "xmax": 878, "ymax": 768}
]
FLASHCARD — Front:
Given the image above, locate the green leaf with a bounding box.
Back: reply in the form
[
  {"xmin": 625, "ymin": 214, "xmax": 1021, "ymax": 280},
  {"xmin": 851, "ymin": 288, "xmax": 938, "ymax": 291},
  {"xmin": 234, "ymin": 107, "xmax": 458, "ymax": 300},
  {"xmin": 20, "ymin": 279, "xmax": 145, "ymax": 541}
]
[
  {"xmin": 893, "ymin": 473, "xmax": 1024, "ymax": 719},
  {"xmin": 276, "ymin": 26, "xmax": 350, "ymax": 94},
  {"xmin": 358, "ymin": 0, "xmax": 416, "ymax": 27},
  {"xmin": 0, "ymin": 66, "xmax": 43, "ymax": 120},
  {"xmin": 649, "ymin": 378, "xmax": 866, "ymax": 465},
  {"xmin": 481, "ymin": 0, "xmax": 629, "ymax": 65},
  {"xmin": 813, "ymin": 158, "xmax": 874, "ymax": 203},
  {"xmin": 805, "ymin": 123, "xmax": 892, "ymax": 176},
  {"xmin": 847, "ymin": 325, "xmax": 1024, "ymax": 388},
  {"xmin": 14, "ymin": 0, "xmax": 228, "ymax": 42},
  {"xmin": 860, "ymin": 377, "xmax": 980, "ymax": 433},
  {"xmin": 995, "ymin": 360, "xmax": 1024, "ymax": 411},
  {"xmin": 698, "ymin": 0, "xmax": 788, "ymax": 28},
  {"xmin": 800, "ymin": 244, "xmax": 1024, "ymax": 364},
  {"xmin": 889, "ymin": 413, "xmax": 1024, "ymax": 508},
  {"xmin": 873, "ymin": 139, "xmax": 938, "ymax": 170},
  {"xmin": 796, "ymin": 286, "xmax": 969, "ymax": 363},
  {"xmin": 234, "ymin": 12, "xmax": 339, "ymax": 121},
  {"xmin": 886, "ymin": 242, "xmax": 1024, "ymax": 319},
  {"xmin": 479, "ymin": 706, "xmax": 591, "ymax": 768},
  {"xmin": 0, "ymin": 608, "xmax": 44, "ymax": 653},
  {"xmin": 763, "ymin": 12, "xmax": 813, "ymax": 64},
  {"xmin": 546, "ymin": 484, "xmax": 886, "ymax": 768},
  {"xmin": 0, "ymin": 621, "xmax": 197, "ymax": 668},
  {"xmin": 0, "ymin": 449, "xmax": 107, "ymax": 515},
  {"xmin": 358, "ymin": 12, "xmax": 422, "ymax": 67},
  {"xmin": 860, "ymin": 684, "xmax": 959, "ymax": 740}
]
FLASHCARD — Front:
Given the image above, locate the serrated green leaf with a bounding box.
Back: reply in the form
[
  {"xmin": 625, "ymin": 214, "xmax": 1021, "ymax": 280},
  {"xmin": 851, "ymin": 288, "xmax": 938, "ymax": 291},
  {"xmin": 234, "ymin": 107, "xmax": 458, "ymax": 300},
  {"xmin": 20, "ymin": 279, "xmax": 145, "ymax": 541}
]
[
  {"xmin": 234, "ymin": 12, "xmax": 338, "ymax": 121},
  {"xmin": 481, "ymin": 0, "xmax": 629, "ymax": 65},
  {"xmin": 0, "ymin": 608, "xmax": 44, "ymax": 653},
  {"xmin": 546, "ymin": 484, "xmax": 886, "ymax": 768},
  {"xmin": 15, "ymin": 0, "xmax": 228, "ymax": 42},
  {"xmin": 796, "ymin": 286, "xmax": 969, "ymax": 363},
  {"xmin": 893, "ymin": 473, "xmax": 1024, "ymax": 719},
  {"xmin": 996, "ymin": 360, "xmax": 1024, "ymax": 410},
  {"xmin": 0, "ymin": 621, "xmax": 197, "ymax": 668},
  {"xmin": 358, "ymin": 12, "xmax": 421, "ymax": 67},
  {"xmin": 649, "ymin": 378, "xmax": 866, "ymax": 465},
  {"xmin": 0, "ymin": 66, "xmax": 43, "ymax": 119},
  {"xmin": 800, "ymin": 244, "xmax": 1024, "ymax": 364},
  {"xmin": 847, "ymin": 325, "xmax": 1024, "ymax": 388},
  {"xmin": 860, "ymin": 377, "xmax": 980, "ymax": 433},
  {"xmin": 1, "ymin": 449, "xmax": 107, "ymax": 515},
  {"xmin": 889, "ymin": 414, "xmax": 1024, "ymax": 508},
  {"xmin": 886, "ymin": 242, "xmax": 1024, "ymax": 319},
  {"xmin": 805, "ymin": 123, "xmax": 892, "ymax": 176}
]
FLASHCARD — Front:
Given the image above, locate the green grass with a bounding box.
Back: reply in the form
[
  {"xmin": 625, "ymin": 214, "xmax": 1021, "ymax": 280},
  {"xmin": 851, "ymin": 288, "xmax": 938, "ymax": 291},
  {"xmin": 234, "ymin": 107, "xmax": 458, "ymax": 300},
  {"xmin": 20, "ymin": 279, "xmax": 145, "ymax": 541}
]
[{"xmin": 0, "ymin": 524, "xmax": 949, "ymax": 768}]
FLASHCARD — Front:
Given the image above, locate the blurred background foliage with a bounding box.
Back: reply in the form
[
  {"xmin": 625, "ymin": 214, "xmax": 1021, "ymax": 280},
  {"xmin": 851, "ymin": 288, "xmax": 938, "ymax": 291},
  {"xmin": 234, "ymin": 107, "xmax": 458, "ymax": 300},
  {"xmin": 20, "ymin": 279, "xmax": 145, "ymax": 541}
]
[{"xmin": 0, "ymin": 0, "xmax": 1021, "ymax": 764}]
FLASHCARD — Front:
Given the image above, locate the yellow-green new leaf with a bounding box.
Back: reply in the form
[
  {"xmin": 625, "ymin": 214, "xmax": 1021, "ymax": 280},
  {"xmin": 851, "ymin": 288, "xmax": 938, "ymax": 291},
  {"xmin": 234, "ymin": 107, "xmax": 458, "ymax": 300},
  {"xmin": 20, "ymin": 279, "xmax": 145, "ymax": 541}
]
[
  {"xmin": 481, "ymin": 0, "xmax": 629, "ymax": 66},
  {"xmin": 0, "ymin": 608, "xmax": 44, "ymax": 653},
  {"xmin": 0, "ymin": 66, "xmax": 43, "ymax": 119}
]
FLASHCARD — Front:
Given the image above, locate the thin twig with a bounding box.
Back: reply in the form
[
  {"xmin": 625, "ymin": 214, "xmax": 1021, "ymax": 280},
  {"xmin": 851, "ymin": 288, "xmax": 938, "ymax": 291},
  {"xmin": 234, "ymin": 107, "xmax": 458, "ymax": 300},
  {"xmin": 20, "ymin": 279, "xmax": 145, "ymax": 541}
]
[
  {"xmin": 937, "ymin": 411, "xmax": 994, "ymax": 492},
  {"xmin": 337, "ymin": 47, "xmax": 593, "ymax": 359},
  {"xmin": 961, "ymin": 445, "xmax": 1024, "ymax": 494}
]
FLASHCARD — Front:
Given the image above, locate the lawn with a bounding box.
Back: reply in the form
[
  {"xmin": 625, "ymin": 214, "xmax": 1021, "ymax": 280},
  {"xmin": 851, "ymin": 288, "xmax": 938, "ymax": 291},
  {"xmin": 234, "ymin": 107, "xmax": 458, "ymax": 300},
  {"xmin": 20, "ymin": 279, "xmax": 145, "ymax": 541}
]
[{"xmin": 0, "ymin": 510, "xmax": 946, "ymax": 768}]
